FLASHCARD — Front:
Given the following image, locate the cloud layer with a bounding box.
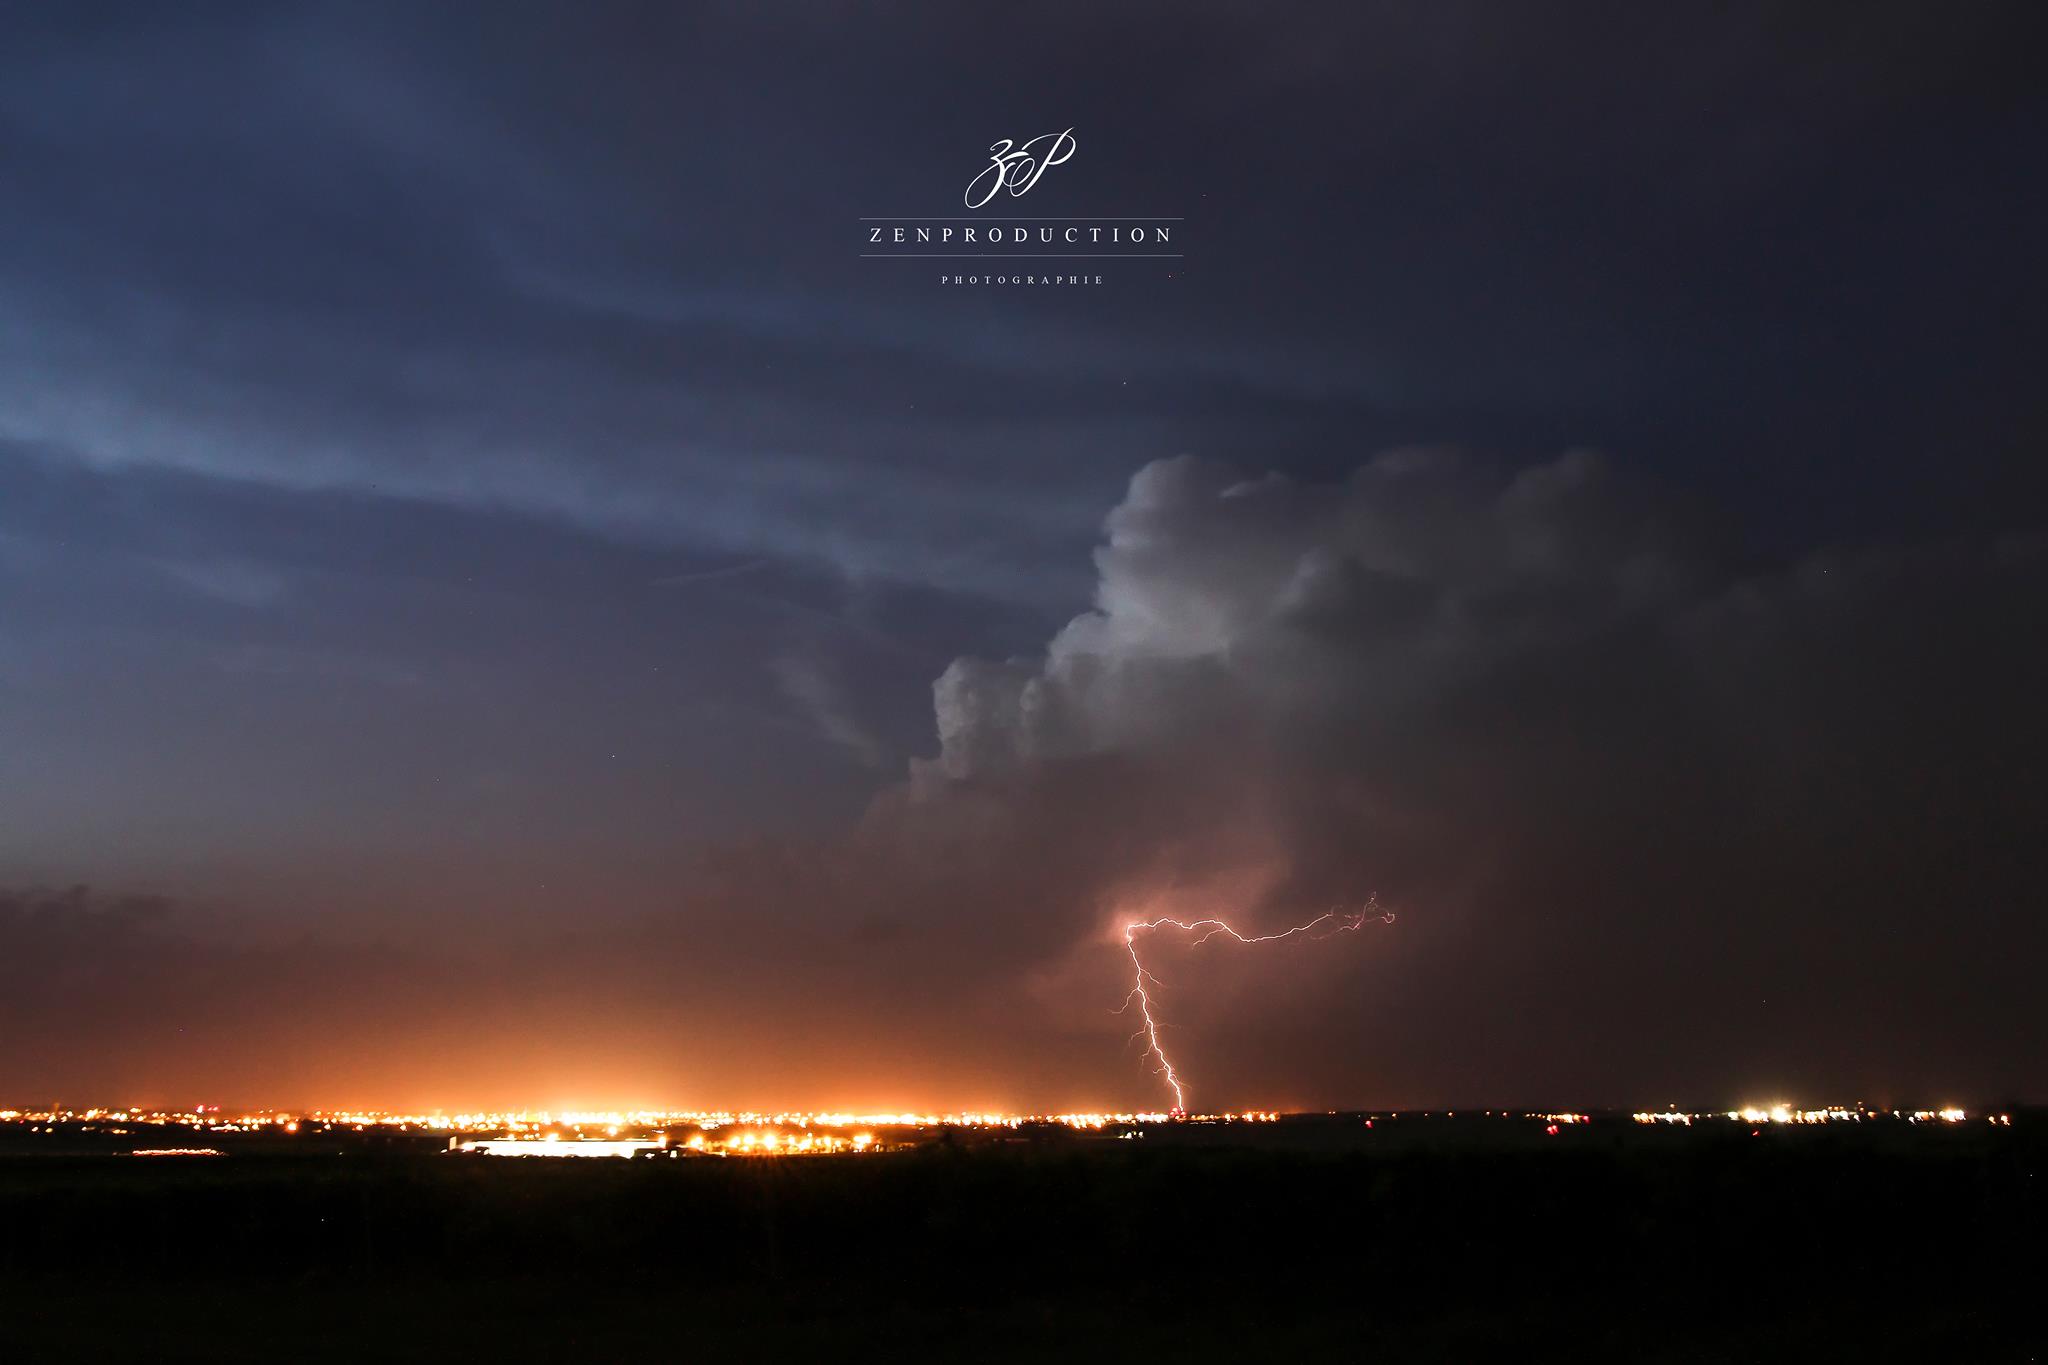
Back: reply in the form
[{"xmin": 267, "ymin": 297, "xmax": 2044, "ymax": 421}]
[{"xmin": 11, "ymin": 450, "xmax": 2041, "ymax": 1110}]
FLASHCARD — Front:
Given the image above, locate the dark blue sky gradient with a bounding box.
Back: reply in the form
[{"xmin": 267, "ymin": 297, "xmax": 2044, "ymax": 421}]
[{"xmin": 2, "ymin": 3, "xmax": 2043, "ymax": 1107}]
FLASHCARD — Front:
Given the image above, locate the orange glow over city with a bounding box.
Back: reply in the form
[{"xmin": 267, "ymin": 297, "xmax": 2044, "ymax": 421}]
[{"xmin": 0, "ymin": 1102, "xmax": 2009, "ymax": 1159}]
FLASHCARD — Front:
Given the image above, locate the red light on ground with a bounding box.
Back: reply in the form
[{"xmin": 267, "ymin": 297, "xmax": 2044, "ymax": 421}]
[{"xmin": 1545, "ymin": 1124, "xmax": 1559, "ymax": 1135}]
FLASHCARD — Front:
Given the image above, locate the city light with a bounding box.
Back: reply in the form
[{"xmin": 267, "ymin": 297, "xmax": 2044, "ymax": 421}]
[{"xmin": 0, "ymin": 1102, "xmax": 2011, "ymax": 1158}]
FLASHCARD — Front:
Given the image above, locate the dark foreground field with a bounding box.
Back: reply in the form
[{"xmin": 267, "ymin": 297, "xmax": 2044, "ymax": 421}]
[{"xmin": 0, "ymin": 1119, "xmax": 2038, "ymax": 1362}]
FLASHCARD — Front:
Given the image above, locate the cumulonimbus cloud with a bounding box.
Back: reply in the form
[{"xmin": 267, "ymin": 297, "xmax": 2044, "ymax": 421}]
[{"xmin": 892, "ymin": 449, "xmax": 2047, "ymax": 1106}]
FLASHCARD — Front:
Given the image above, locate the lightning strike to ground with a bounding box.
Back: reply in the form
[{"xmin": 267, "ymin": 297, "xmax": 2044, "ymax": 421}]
[{"xmin": 1120, "ymin": 900, "xmax": 1394, "ymax": 1115}]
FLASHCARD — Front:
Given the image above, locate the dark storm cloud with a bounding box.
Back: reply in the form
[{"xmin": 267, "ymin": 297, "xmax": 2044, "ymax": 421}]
[
  {"xmin": 10, "ymin": 452, "xmax": 2044, "ymax": 1108},
  {"xmin": 909, "ymin": 453, "xmax": 2048, "ymax": 1104}
]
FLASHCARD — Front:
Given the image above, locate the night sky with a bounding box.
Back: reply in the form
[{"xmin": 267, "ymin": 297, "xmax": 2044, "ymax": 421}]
[{"xmin": 3, "ymin": 3, "xmax": 2043, "ymax": 1111}]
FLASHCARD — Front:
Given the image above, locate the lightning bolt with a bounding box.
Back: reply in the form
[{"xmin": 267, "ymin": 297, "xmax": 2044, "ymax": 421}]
[{"xmin": 1120, "ymin": 899, "xmax": 1393, "ymax": 1115}]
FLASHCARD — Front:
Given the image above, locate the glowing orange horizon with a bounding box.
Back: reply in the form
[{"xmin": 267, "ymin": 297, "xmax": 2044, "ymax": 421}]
[{"xmin": 10, "ymin": 1103, "xmax": 1997, "ymax": 1137}]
